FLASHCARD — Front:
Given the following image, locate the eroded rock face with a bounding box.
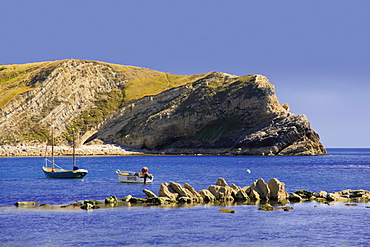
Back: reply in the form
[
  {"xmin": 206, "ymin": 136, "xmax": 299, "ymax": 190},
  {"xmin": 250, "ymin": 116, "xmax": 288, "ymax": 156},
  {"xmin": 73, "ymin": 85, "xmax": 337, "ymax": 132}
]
[
  {"xmin": 0, "ymin": 59, "xmax": 126, "ymax": 146},
  {"xmin": 92, "ymin": 73, "xmax": 326, "ymax": 155},
  {"xmin": 249, "ymin": 178, "xmax": 270, "ymax": 200},
  {"xmin": 268, "ymin": 178, "xmax": 289, "ymax": 201},
  {"xmin": 157, "ymin": 177, "xmax": 288, "ymax": 203},
  {"xmin": 0, "ymin": 59, "xmax": 326, "ymax": 156}
]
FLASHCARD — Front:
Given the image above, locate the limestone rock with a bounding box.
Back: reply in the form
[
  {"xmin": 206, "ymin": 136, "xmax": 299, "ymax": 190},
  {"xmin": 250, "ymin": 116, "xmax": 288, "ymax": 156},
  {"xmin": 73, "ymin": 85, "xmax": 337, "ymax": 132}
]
[
  {"xmin": 258, "ymin": 204, "xmax": 275, "ymax": 211},
  {"xmin": 234, "ymin": 189, "xmax": 250, "ymax": 201},
  {"xmin": 230, "ymin": 183, "xmax": 241, "ymax": 191},
  {"xmin": 268, "ymin": 178, "xmax": 288, "ymax": 201},
  {"xmin": 170, "ymin": 182, "xmax": 191, "ymax": 198},
  {"xmin": 15, "ymin": 201, "xmax": 38, "ymax": 207},
  {"xmin": 288, "ymin": 193, "xmax": 302, "ymax": 202},
  {"xmin": 249, "ymin": 189, "xmax": 261, "ymax": 201},
  {"xmin": 216, "ymin": 178, "xmax": 229, "ymax": 187},
  {"xmin": 184, "ymin": 183, "xmax": 203, "ymax": 202},
  {"xmin": 327, "ymin": 189, "xmax": 370, "ymax": 202},
  {"xmin": 158, "ymin": 183, "xmax": 177, "ymax": 201},
  {"xmin": 81, "ymin": 203, "xmax": 94, "ymax": 210},
  {"xmin": 199, "ymin": 189, "xmax": 217, "ymax": 202},
  {"xmin": 318, "ymin": 191, "xmax": 328, "ymax": 198},
  {"xmin": 249, "ymin": 178, "xmax": 270, "ymax": 200},
  {"xmin": 229, "ymin": 183, "xmax": 249, "ymax": 201},
  {"xmin": 105, "ymin": 196, "xmax": 118, "ymax": 204},
  {"xmin": 208, "ymin": 185, "xmax": 234, "ymax": 202},
  {"xmin": 143, "ymin": 189, "xmax": 157, "ymax": 198},
  {"xmin": 293, "ymin": 190, "xmax": 316, "ymax": 201},
  {"xmin": 219, "ymin": 208, "xmax": 236, "ymax": 213}
]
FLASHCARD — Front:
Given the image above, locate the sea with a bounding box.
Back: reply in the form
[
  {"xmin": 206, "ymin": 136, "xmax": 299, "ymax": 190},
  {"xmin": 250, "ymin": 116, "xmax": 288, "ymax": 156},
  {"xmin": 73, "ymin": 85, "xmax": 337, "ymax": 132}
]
[{"xmin": 0, "ymin": 148, "xmax": 369, "ymax": 246}]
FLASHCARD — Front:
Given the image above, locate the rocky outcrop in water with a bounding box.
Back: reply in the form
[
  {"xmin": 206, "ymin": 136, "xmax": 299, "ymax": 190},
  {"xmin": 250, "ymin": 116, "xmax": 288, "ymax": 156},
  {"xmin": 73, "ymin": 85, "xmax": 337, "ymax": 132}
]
[
  {"xmin": 14, "ymin": 178, "xmax": 369, "ymax": 211},
  {"xmin": 0, "ymin": 59, "xmax": 326, "ymax": 156},
  {"xmin": 154, "ymin": 178, "xmax": 288, "ymax": 204},
  {"xmin": 288, "ymin": 189, "xmax": 370, "ymax": 203}
]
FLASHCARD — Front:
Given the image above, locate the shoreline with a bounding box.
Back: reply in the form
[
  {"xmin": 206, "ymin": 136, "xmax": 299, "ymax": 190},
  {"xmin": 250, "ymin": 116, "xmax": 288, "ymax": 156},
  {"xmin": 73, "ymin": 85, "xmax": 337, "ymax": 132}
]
[{"xmin": 0, "ymin": 144, "xmax": 143, "ymax": 157}]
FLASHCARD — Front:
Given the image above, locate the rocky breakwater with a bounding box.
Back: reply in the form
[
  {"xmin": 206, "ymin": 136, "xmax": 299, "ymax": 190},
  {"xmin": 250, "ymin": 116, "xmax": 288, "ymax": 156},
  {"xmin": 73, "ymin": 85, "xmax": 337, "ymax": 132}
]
[
  {"xmin": 90, "ymin": 73, "xmax": 326, "ymax": 155},
  {"xmin": 15, "ymin": 178, "xmax": 369, "ymax": 211},
  {"xmin": 148, "ymin": 177, "xmax": 289, "ymax": 204},
  {"xmin": 289, "ymin": 189, "xmax": 370, "ymax": 203}
]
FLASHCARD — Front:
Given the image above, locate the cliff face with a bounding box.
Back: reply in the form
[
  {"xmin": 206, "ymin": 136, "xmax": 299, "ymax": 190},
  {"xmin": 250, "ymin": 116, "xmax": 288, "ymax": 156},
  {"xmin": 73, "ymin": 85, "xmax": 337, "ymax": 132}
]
[
  {"xmin": 88, "ymin": 73, "xmax": 326, "ymax": 155},
  {"xmin": 0, "ymin": 59, "xmax": 126, "ymax": 145},
  {"xmin": 0, "ymin": 59, "xmax": 326, "ymax": 155}
]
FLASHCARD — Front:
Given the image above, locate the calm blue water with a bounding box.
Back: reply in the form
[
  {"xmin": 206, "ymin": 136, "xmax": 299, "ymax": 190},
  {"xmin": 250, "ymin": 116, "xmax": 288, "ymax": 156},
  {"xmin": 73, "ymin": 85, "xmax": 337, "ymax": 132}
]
[{"xmin": 0, "ymin": 148, "xmax": 369, "ymax": 246}]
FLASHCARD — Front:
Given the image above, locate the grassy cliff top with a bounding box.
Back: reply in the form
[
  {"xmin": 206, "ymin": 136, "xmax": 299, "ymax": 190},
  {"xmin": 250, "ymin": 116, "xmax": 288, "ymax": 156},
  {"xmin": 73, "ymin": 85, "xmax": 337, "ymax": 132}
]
[{"xmin": 0, "ymin": 59, "xmax": 209, "ymax": 108}]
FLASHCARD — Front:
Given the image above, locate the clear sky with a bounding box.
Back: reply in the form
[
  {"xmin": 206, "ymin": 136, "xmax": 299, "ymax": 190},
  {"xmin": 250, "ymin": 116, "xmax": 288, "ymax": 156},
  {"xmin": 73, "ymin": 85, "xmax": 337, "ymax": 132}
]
[{"xmin": 1, "ymin": 0, "xmax": 369, "ymax": 148}]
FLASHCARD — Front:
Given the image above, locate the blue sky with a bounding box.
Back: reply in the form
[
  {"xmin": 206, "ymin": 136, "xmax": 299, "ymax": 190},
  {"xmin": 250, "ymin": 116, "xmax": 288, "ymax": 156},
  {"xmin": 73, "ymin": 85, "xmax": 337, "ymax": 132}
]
[{"xmin": 1, "ymin": 0, "xmax": 369, "ymax": 148}]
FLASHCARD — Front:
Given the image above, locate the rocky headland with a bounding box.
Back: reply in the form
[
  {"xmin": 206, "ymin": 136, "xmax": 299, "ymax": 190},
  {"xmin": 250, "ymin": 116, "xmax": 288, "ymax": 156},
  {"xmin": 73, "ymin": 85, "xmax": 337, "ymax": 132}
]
[
  {"xmin": 14, "ymin": 178, "xmax": 370, "ymax": 211},
  {"xmin": 0, "ymin": 59, "xmax": 326, "ymax": 156}
]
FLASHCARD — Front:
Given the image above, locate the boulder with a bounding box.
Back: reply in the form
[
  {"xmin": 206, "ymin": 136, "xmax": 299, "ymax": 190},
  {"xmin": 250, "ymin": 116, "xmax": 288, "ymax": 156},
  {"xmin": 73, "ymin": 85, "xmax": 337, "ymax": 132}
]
[
  {"xmin": 219, "ymin": 208, "xmax": 236, "ymax": 213},
  {"xmin": 230, "ymin": 183, "xmax": 241, "ymax": 191},
  {"xmin": 268, "ymin": 178, "xmax": 288, "ymax": 201},
  {"xmin": 123, "ymin": 195, "xmax": 132, "ymax": 202},
  {"xmin": 249, "ymin": 189, "xmax": 261, "ymax": 201},
  {"xmin": 158, "ymin": 183, "xmax": 178, "ymax": 201},
  {"xmin": 293, "ymin": 190, "xmax": 316, "ymax": 201},
  {"xmin": 208, "ymin": 185, "xmax": 234, "ymax": 202},
  {"xmin": 84, "ymin": 200, "xmax": 103, "ymax": 205},
  {"xmin": 199, "ymin": 189, "xmax": 217, "ymax": 202},
  {"xmin": 258, "ymin": 204, "xmax": 275, "ymax": 211},
  {"xmin": 15, "ymin": 201, "xmax": 38, "ymax": 207},
  {"xmin": 318, "ymin": 191, "xmax": 327, "ymax": 198},
  {"xmin": 184, "ymin": 183, "xmax": 203, "ymax": 202},
  {"xmin": 216, "ymin": 178, "xmax": 229, "ymax": 187},
  {"xmin": 288, "ymin": 192, "xmax": 302, "ymax": 202},
  {"xmin": 81, "ymin": 203, "xmax": 94, "ymax": 210},
  {"xmin": 143, "ymin": 189, "xmax": 157, "ymax": 198},
  {"xmin": 230, "ymin": 183, "xmax": 249, "ymax": 201},
  {"xmin": 105, "ymin": 196, "xmax": 118, "ymax": 204},
  {"xmin": 351, "ymin": 189, "xmax": 370, "ymax": 201},
  {"xmin": 147, "ymin": 197, "xmax": 174, "ymax": 205},
  {"xmin": 170, "ymin": 182, "xmax": 189, "ymax": 198},
  {"xmin": 249, "ymin": 178, "xmax": 270, "ymax": 200},
  {"xmin": 178, "ymin": 197, "xmax": 192, "ymax": 203}
]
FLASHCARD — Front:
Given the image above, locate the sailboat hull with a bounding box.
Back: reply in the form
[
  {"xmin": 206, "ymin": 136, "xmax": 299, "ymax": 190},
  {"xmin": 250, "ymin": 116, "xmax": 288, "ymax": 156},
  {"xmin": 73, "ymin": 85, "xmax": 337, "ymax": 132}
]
[{"xmin": 42, "ymin": 167, "xmax": 88, "ymax": 179}]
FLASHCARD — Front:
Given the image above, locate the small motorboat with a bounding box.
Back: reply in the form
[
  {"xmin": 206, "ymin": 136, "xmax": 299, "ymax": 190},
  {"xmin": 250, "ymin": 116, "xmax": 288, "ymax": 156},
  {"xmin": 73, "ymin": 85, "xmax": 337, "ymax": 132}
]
[{"xmin": 116, "ymin": 167, "xmax": 153, "ymax": 184}]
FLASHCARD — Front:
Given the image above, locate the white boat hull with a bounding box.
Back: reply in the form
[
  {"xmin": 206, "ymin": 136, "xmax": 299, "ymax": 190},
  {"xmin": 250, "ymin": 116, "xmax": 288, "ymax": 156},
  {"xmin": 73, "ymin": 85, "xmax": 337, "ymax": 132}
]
[{"xmin": 116, "ymin": 170, "xmax": 154, "ymax": 184}]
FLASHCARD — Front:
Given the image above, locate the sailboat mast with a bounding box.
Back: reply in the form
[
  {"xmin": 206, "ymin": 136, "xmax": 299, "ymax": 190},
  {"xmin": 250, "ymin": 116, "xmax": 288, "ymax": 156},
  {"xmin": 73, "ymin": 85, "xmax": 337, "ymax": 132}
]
[
  {"xmin": 72, "ymin": 130, "xmax": 76, "ymax": 168},
  {"xmin": 51, "ymin": 124, "xmax": 55, "ymax": 171}
]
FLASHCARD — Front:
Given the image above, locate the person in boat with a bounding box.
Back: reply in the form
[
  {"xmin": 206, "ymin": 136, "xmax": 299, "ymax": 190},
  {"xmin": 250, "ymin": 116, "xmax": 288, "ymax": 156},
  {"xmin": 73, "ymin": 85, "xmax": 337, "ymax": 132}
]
[{"xmin": 141, "ymin": 167, "xmax": 151, "ymax": 184}]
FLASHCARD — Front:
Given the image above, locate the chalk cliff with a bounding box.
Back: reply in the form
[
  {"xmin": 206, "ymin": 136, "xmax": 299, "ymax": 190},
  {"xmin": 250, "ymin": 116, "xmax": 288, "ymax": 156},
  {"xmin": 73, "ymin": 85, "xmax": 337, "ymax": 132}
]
[{"xmin": 0, "ymin": 59, "xmax": 326, "ymax": 155}]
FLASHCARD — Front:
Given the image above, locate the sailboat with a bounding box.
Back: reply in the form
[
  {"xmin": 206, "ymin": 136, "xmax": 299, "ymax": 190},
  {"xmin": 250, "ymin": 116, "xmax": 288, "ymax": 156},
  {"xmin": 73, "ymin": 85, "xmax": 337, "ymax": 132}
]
[{"xmin": 42, "ymin": 126, "xmax": 88, "ymax": 179}]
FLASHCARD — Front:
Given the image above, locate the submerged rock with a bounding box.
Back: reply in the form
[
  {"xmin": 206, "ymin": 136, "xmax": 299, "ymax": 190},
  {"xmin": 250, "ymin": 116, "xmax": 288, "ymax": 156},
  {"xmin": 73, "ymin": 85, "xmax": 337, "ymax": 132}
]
[
  {"xmin": 219, "ymin": 208, "xmax": 236, "ymax": 213},
  {"xmin": 258, "ymin": 204, "xmax": 275, "ymax": 211}
]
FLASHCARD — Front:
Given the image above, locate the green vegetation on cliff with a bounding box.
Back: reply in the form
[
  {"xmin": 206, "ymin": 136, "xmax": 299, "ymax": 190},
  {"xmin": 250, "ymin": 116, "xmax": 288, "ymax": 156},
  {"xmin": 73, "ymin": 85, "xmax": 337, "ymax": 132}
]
[{"xmin": 0, "ymin": 59, "xmax": 211, "ymax": 145}]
